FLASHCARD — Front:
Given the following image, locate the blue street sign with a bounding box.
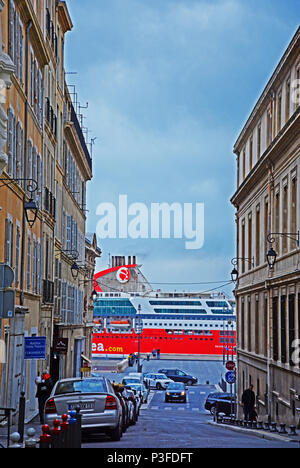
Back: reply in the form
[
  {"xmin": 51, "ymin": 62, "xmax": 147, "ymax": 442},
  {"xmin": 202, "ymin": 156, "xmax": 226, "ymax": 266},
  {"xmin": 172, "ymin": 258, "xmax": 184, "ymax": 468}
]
[
  {"xmin": 24, "ymin": 337, "xmax": 46, "ymax": 360},
  {"xmin": 225, "ymin": 371, "xmax": 236, "ymax": 384}
]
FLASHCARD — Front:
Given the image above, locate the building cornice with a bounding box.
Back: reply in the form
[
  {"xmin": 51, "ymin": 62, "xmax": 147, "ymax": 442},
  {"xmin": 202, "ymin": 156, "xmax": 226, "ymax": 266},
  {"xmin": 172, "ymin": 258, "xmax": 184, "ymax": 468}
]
[
  {"xmin": 231, "ymin": 107, "xmax": 300, "ymax": 207},
  {"xmin": 233, "ymin": 26, "xmax": 300, "ymax": 153},
  {"xmin": 57, "ymin": 1, "xmax": 73, "ymax": 33},
  {"xmin": 16, "ymin": 0, "xmax": 50, "ymax": 67}
]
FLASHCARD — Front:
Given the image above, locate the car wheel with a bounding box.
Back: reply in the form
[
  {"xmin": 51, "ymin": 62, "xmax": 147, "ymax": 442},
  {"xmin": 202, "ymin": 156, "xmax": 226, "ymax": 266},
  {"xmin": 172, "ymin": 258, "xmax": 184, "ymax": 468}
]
[
  {"xmin": 165, "ymin": 397, "xmax": 168, "ymax": 403},
  {"xmin": 156, "ymin": 383, "xmax": 162, "ymax": 390},
  {"xmin": 186, "ymin": 380, "xmax": 193, "ymax": 386},
  {"xmin": 109, "ymin": 423, "xmax": 122, "ymax": 441},
  {"xmin": 210, "ymin": 405, "xmax": 216, "ymax": 416}
]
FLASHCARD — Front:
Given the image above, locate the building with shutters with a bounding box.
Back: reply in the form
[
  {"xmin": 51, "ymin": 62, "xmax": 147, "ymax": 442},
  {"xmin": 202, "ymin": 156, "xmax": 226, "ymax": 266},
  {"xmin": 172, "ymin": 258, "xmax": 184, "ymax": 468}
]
[
  {"xmin": 0, "ymin": 0, "xmax": 97, "ymax": 422},
  {"xmin": 231, "ymin": 27, "xmax": 300, "ymax": 426}
]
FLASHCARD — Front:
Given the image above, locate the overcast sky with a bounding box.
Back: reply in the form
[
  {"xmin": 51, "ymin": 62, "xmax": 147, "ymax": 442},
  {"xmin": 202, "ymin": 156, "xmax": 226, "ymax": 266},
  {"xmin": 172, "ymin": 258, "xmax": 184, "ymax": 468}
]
[{"xmin": 65, "ymin": 0, "xmax": 299, "ymax": 296}]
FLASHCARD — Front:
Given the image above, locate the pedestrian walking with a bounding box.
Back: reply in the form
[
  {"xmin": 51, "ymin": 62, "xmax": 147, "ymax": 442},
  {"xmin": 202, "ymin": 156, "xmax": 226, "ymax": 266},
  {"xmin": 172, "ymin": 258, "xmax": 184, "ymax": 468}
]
[
  {"xmin": 241, "ymin": 384, "xmax": 255, "ymax": 421},
  {"xmin": 35, "ymin": 372, "xmax": 53, "ymax": 424},
  {"xmin": 156, "ymin": 348, "xmax": 160, "ymax": 359},
  {"xmin": 152, "ymin": 348, "xmax": 156, "ymax": 358}
]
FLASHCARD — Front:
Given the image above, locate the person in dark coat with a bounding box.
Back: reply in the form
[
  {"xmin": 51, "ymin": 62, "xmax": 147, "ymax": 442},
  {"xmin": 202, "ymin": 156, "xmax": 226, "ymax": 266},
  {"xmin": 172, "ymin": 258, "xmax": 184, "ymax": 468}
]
[
  {"xmin": 241, "ymin": 384, "xmax": 255, "ymax": 421},
  {"xmin": 35, "ymin": 372, "xmax": 53, "ymax": 424}
]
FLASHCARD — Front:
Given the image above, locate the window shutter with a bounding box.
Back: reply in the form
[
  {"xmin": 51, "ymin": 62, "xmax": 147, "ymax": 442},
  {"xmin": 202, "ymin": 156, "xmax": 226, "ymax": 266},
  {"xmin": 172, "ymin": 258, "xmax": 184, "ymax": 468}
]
[
  {"xmin": 19, "ymin": 20, "xmax": 23, "ymax": 84},
  {"xmin": 4, "ymin": 218, "xmax": 10, "ymax": 264},
  {"xmin": 27, "ymin": 140, "xmax": 32, "ymax": 181},
  {"xmin": 15, "ymin": 226, "xmax": 20, "ymax": 286},
  {"xmin": 13, "ymin": 115, "xmax": 16, "ymax": 178},
  {"xmin": 14, "ymin": 10, "xmax": 18, "ymax": 74},
  {"xmin": 8, "ymin": 0, "xmax": 15, "ymax": 62},
  {"xmin": 7, "ymin": 109, "xmax": 13, "ymax": 176}
]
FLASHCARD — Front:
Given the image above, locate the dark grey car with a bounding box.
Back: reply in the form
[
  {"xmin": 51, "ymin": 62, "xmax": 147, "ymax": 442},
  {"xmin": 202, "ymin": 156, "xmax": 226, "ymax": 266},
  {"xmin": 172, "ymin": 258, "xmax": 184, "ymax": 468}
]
[
  {"xmin": 165, "ymin": 382, "xmax": 187, "ymax": 403},
  {"xmin": 44, "ymin": 377, "xmax": 123, "ymax": 441}
]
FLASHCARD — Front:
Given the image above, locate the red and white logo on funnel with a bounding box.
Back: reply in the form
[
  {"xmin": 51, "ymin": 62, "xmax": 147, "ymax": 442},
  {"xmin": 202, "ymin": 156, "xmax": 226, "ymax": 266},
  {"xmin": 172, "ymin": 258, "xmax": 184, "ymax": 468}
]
[{"xmin": 116, "ymin": 267, "xmax": 130, "ymax": 283}]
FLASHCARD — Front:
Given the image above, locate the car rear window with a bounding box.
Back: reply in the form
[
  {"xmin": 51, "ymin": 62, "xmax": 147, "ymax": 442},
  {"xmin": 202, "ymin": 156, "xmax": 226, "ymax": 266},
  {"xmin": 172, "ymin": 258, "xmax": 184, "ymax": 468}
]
[
  {"xmin": 55, "ymin": 379, "xmax": 107, "ymax": 395},
  {"xmin": 168, "ymin": 382, "xmax": 184, "ymax": 390}
]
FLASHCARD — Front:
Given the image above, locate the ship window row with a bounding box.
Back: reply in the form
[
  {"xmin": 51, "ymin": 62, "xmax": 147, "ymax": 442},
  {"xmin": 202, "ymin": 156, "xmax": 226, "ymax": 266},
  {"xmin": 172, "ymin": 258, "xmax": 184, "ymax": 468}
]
[
  {"xmin": 206, "ymin": 301, "xmax": 229, "ymax": 308},
  {"xmin": 139, "ymin": 314, "xmax": 235, "ymax": 321},
  {"xmin": 154, "ymin": 308, "xmax": 207, "ymax": 314},
  {"xmin": 94, "ymin": 307, "xmax": 136, "ymax": 315},
  {"xmin": 149, "ymin": 300, "xmax": 203, "ymax": 306},
  {"xmin": 142, "ymin": 323, "xmax": 235, "ymax": 329},
  {"xmin": 94, "ymin": 299, "xmax": 133, "ymax": 307}
]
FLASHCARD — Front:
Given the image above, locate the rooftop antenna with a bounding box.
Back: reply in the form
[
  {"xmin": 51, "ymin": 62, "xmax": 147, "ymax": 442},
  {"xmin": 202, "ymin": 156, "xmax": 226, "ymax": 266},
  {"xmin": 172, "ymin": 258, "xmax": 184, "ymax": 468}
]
[
  {"xmin": 79, "ymin": 102, "xmax": 88, "ymax": 127},
  {"xmin": 89, "ymin": 137, "xmax": 97, "ymax": 156}
]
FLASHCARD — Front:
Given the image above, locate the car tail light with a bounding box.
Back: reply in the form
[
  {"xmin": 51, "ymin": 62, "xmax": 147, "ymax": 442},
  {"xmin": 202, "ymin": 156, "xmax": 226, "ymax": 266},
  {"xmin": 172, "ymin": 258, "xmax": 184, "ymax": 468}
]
[
  {"xmin": 105, "ymin": 395, "xmax": 118, "ymax": 410},
  {"xmin": 45, "ymin": 398, "xmax": 57, "ymax": 414}
]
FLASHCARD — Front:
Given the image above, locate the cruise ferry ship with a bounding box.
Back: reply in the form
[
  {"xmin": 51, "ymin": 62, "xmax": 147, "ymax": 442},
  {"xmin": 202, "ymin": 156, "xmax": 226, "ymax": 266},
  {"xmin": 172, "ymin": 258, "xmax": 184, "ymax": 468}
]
[{"xmin": 92, "ymin": 256, "xmax": 236, "ymax": 358}]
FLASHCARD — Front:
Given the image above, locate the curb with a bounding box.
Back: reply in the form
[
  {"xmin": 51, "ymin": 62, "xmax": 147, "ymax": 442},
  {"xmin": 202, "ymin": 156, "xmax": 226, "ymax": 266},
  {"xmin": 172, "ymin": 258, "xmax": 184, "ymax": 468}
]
[{"xmin": 208, "ymin": 421, "xmax": 300, "ymax": 444}]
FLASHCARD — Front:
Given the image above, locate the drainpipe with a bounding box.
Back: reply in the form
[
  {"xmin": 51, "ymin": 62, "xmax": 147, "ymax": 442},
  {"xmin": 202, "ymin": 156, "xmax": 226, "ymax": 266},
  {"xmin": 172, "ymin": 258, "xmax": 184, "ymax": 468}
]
[
  {"xmin": 20, "ymin": 20, "xmax": 32, "ymax": 307},
  {"xmin": 266, "ymin": 160, "xmax": 274, "ymax": 423}
]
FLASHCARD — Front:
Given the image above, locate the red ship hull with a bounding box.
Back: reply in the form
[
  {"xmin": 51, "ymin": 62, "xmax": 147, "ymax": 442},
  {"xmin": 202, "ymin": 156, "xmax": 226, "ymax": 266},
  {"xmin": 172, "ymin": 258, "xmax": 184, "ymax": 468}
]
[{"xmin": 92, "ymin": 327, "xmax": 236, "ymax": 357}]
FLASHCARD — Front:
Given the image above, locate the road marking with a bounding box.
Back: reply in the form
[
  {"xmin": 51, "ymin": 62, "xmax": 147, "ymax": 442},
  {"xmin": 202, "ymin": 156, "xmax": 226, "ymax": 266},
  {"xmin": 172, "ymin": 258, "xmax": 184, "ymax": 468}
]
[{"xmin": 192, "ymin": 408, "xmax": 200, "ymax": 411}]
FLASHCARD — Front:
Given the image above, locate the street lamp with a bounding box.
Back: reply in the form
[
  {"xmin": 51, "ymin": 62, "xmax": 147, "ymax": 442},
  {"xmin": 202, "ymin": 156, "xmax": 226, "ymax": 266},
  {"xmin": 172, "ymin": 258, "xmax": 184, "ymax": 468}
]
[
  {"xmin": 24, "ymin": 198, "xmax": 39, "ymax": 228},
  {"xmin": 91, "ymin": 289, "xmax": 97, "ymax": 301},
  {"xmin": 230, "ymin": 257, "xmax": 254, "ymax": 283},
  {"xmin": 136, "ymin": 304, "xmax": 143, "ymax": 372},
  {"xmin": 71, "ymin": 261, "xmax": 80, "ymax": 280},
  {"xmin": 266, "ymin": 232, "xmax": 299, "ymax": 269},
  {"xmin": 266, "ymin": 247, "xmax": 277, "ymax": 269}
]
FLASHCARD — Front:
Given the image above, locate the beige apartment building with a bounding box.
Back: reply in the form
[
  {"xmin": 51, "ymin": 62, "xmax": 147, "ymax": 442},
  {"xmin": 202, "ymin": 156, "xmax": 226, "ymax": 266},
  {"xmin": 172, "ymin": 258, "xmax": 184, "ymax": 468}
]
[
  {"xmin": 231, "ymin": 27, "xmax": 300, "ymax": 426},
  {"xmin": 0, "ymin": 0, "xmax": 97, "ymax": 422}
]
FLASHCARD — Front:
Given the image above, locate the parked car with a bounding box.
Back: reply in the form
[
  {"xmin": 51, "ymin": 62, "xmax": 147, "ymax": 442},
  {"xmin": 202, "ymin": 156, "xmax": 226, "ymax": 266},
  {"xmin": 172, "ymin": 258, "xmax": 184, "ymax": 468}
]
[
  {"xmin": 123, "ymin": 387, "xmax": 138, "ymax": 424},
  {"xmin": 158, "ymin": 368, "xmax": 198, "ymax": 386},
  {"xmin": 165, "ymin": 382, "xmax": 187, "ymax": 403},
  {"xmin": 121, "ymin": 376, "xmax": 142, "ymax": 386},
  {"xmin": 112, "ymin": 383, "xmax": 130, "ymax": 433},
  {"xmin": 121, "ymin": 387, "xmax": 137, "ymax": 425},
  {"xmin": 44, "ymin": 377, "xmax": 123, "ymax": 441},
  {"xmin": 126, "ymin": 382, "xmax": 149, "ymax": 403},
  {"xmin": 127, "ymin": 372, "xmax": 144, "ymax": 382},
  {"xmin": 144, "ymin": 373, "xmax": 173, "ymax": 390},
  {"xmin": 204, "ymin": 392, "xmax": 236, "ymax": 416}
]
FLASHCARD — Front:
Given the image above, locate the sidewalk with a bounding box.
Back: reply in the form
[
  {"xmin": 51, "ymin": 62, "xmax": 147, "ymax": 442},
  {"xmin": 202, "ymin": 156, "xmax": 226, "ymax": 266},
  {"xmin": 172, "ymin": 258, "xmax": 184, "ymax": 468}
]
[
  {"xmin": 208, "ymin": 420, "xmax": 300, "ymax": 444},
  {"xmin": 0, "ymin": 416, "xmax": 42, "ymax": 448}
]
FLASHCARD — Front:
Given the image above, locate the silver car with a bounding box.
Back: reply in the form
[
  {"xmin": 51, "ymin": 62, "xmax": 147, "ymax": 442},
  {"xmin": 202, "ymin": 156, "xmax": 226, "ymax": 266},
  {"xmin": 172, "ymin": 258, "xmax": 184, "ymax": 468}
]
[
  {"xmin": 126, "ymin": 383, "xmax": 149, "ymax": 404},
  {"xmin": 44, "ymin": 377, "xmax": 123, "ymax": 441}
]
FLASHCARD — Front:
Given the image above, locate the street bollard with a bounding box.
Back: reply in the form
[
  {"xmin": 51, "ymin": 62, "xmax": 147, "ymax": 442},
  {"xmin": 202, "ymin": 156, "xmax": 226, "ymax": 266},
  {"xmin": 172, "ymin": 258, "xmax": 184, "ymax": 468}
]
[
  {"xmin": 257, "ymin": 420, "xmax": 263, "ymax": 430},
  {"xmin": 60, "ymin": 414, "xmax": 69, "ymax": 448},
  {"xmin": 51, "ymin": 419, "xmax": 61, "ymax": 448},
  {"xmin": 289, "ymin": 425, "xmax": 297, "ymax": 436},
  {"xmin": 68, "ymin": 410, "xmax": 77, "ymax": 449},
  {"xmin": 9, "ymin": 432, "xmax": 22, "ymax": 448},
  {"xmin": 25, "ymin": 428, "xmax": 37, "ymax": 448},
  {"xmin": 39, "ymin": 425, "xmax": 51, "ymax": 449},
  {"xmin": 75, "ymin": 407, "xmax": 82, "ymax": 448},
  {"xmin": 279, "ymin": 423, "xmax": 288, "ymax": 434},
  {"xmin": 17, "ymin": 392, "xmax": 26, "ymax": 444},
  {"xmin": 270, "ymin": 422, "xmax": 278, "ymax": 432},
  {"xmin": 264, "ymin": 422, "xmax": 270, "ymax": 431}
]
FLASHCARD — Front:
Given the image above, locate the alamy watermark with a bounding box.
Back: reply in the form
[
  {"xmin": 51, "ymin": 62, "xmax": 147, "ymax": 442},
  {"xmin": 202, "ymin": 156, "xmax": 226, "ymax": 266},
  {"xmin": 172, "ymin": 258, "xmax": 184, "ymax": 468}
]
[{"xmin": 96, "ymin": 195, "xmax": 204, "ymax": 250}]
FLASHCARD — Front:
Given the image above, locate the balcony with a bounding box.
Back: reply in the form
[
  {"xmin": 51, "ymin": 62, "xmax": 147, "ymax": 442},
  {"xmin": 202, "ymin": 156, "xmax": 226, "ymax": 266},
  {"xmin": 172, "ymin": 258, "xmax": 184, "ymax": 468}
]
[{"xmin": 70, "ymin": 104, "xmax": 92, "ymax": 172}]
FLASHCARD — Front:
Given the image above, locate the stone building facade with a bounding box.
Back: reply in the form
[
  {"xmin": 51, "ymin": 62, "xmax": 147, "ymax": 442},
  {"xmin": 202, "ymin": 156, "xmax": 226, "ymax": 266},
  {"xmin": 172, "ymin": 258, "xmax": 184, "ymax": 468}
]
[{"xmin": 231, "ymin": 27, "xmax": 300, "ymax": 426}]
